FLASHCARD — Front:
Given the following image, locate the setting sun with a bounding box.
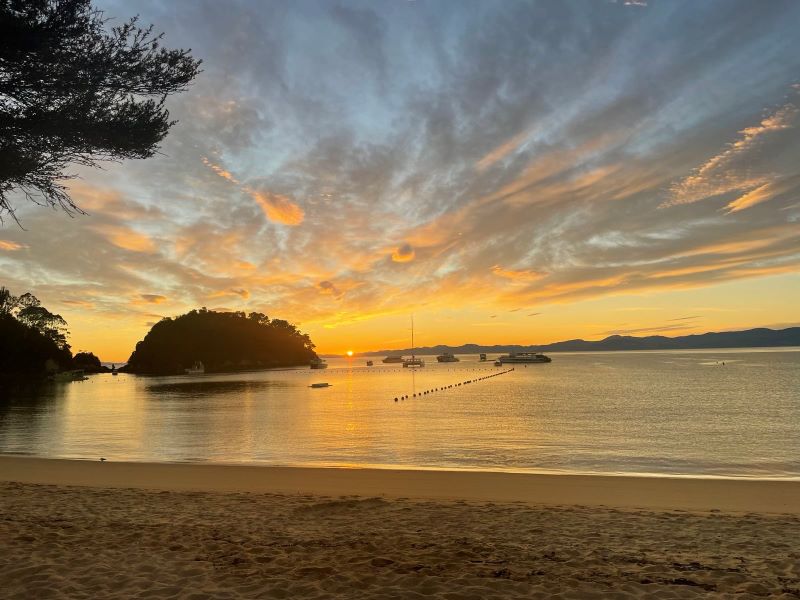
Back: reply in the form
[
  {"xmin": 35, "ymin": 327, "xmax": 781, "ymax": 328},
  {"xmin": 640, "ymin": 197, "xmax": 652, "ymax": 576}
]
[{"xmin": 346, "ymin": 350, "xmax": 353, "ymax": 357}]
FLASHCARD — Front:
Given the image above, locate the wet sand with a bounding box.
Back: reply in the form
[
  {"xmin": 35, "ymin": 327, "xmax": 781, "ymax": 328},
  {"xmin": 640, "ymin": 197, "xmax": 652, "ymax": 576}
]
[{"xmin": 1, "ymin": 457, "xmax": 799, "ymax": 598}]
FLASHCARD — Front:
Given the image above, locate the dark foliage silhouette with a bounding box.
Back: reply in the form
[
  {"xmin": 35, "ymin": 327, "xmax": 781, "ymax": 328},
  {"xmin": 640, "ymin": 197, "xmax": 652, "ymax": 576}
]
[
  {"xmin": 0, "ymin": 286, "xmax": 72, "ymax": 376},
  {"xmin": 0, "ymin": 0, "xmax": 201, "ymax": 222},
  {"xmin": 73, "ymin": 351, "xmax": 104, "ymax": 372},
  {"xmin": 124, "ymin": 309, "xmax": 318, "ymax": 375}
]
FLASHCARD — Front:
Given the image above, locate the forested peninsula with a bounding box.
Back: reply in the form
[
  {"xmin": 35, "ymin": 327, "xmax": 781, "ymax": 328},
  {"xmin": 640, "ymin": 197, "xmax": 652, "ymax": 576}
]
[{"xmin": 123, "ymin": 309, "xmax": 317, "ymax": 375}]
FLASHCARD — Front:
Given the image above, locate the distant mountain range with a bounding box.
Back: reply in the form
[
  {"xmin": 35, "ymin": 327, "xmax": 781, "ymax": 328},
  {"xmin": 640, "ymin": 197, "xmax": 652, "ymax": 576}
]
[{"xmin": 346, "ymin": 327, "xmax": 800, "ymax": 357}]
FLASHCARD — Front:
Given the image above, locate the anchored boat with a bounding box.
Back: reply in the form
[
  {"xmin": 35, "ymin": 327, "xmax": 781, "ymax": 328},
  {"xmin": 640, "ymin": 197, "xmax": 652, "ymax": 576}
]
[
  {"xmin": 497, "ymin": 352, "xmax": 551, "ymax": 364},
  {"xmin": 185, "ymin": 361, "xmax": 205, "ymax": 375}
]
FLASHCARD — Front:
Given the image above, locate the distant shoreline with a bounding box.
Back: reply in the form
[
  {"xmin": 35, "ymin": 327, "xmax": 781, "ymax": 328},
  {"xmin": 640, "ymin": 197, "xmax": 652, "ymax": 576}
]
[
  {"xmin": 347, "ymin": 327, "xmax": 800, "ymax": 357},
  {"xmin": 324, "ymin": 343, "xmax": 800, "ymax": 359}
]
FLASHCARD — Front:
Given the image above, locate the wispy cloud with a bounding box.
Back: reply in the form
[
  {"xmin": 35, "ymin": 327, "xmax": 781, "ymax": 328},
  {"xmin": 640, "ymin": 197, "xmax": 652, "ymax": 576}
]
[
  {"xmin": 667, "ymin": 315, "xmax": 701, "ymax": 322},
  {"xmin": 0, "ymin": 240, "xmax": 25, "ymax": 251},
  {"xmin": 201, "ymin": 157, "xmax": 240, "ymax": 184},
  {"xmin": 600, "ymin": 323, "xmax": 695, "ymax": 336},
  {"xmin": 666, "ymin": 102, "xmax": 798, "ymax": 208}
]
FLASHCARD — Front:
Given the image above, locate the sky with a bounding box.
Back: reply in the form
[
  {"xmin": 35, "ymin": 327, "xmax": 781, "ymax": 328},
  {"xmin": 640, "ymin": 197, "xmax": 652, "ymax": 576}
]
[{"xmin": 1, "ymin": 0, "xmax": 799, "ymax": 361}]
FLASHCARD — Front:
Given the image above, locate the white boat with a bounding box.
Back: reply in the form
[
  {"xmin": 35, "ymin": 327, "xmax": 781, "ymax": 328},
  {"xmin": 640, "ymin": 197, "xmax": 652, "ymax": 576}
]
[
  {"xmin": 436, "ymin": 352, "xmax": 459, "ymax": 363},
  {"xmin": 402, "ymin": 316, "xmax": 425, "ymax": 368},
  {"xmin": 185, "ymin": 361, "xmax": 205, "ymax": 375},
  {"xmin": 497, "ymin": 352, "xmax": 551, "ymax": 364},
  {"xmin": 310, "ymin": 358, "xmax": 328, "ymax": 369},
  {"xmin": 382, "ymin": 355, "xmax": 404, "ymax": 363}
]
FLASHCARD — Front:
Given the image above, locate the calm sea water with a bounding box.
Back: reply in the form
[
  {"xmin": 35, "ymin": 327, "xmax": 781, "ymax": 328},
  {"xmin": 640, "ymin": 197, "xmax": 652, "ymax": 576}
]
[{"xmin": 1, "ymin": 349, "xmax": 798, "ymax": 479}]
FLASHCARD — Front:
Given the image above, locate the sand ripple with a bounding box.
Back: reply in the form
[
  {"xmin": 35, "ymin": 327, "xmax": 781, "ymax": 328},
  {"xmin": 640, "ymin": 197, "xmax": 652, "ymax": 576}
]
[{"xmin": 1, "ymin": 482, "xmax": 799, "ymax": 598}]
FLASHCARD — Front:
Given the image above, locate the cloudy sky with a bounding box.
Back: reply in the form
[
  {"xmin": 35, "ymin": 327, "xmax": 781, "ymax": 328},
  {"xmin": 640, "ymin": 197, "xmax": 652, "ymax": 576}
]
[{"xmin": 2, "ymin": 0, "xmax": 799, "ymax": 360}]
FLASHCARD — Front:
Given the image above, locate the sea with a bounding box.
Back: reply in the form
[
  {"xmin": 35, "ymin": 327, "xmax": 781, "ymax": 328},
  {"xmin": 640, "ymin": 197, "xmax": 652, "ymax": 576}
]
[{"xmin": 1, "ymin": 348, "xmax": 798, "ymax": 479}]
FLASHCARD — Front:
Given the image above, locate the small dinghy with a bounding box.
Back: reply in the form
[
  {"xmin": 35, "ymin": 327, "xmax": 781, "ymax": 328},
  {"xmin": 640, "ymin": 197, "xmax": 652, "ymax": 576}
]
[{"xmin": 310, "ymin": 382, "xmax": 331, "ymax": 388}]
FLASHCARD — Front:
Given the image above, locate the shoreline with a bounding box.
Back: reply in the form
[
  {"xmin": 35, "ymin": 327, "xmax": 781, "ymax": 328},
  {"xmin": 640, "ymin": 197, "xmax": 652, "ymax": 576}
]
[{"xmin": 2, "ymin": 455, "xmax": 799, "ymax": 514}]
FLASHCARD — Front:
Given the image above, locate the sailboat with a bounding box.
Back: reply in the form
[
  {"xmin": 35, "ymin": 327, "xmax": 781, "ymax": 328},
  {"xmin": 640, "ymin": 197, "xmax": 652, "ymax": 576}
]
[{"xmin": 403, "ymin": 315, "xmax": 425, "ymax": 368}]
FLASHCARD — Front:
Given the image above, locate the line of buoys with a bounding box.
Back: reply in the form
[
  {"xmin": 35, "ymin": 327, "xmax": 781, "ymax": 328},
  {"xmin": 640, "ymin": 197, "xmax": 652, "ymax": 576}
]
[{"xmin": 392, "ymin": 368, "xmax": 515, "ymax": 402}]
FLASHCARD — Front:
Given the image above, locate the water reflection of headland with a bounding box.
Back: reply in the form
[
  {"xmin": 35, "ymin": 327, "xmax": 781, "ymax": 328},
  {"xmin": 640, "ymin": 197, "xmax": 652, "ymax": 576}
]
[
  {"xmin": 145, "ymin": 379, "xmax": 291, "ymax": 398},
  {"xmin": 0, "ymin": 380, "xmax": 68, "ymax": 455}
]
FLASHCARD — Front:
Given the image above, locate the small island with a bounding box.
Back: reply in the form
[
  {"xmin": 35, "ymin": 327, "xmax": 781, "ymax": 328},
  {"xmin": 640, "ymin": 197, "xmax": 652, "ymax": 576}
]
[{"xmin": 123, "ymin": 308, "xmax": 318, "ymax": 375}]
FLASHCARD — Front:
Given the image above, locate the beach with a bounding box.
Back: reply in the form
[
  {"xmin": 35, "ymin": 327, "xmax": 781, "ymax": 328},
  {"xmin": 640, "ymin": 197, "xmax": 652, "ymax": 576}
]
[{"xmin": 2, "ymin": 457, "xmax": 799, "ymax": 598}]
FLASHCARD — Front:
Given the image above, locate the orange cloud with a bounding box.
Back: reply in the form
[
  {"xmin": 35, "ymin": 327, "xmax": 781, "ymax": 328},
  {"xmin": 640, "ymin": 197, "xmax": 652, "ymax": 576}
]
[
  {"xmin": 247, "ymin": 188, "xmax": 305, "ymax": 225},
  {"xmin": 202, "ymin": 157, "xmax": 304, "ymax": 226},
  {"xmin": 0, "ymin": 240, "xmax": 25, "ymax": 251},
  {"xmin": 491, "ymin": 265, "xmax": 544, "ymax": 282},
  {"xmin": 139, "ymin": 294, "xmax": 168, "ymax": 304},
  {"xmin": 202, "ymin": 157, "xmax": 240, "ymax": 184},
  {"xmin": 96, "ymin": 225, "xmax": 157, "ymax": 253},
  {"xmin": 318, "ymin": 280, "xmax": 343, "ymax": 298},
  {"xmin": 61, "ymin": 299, "xmax": 95, "ymax": 309},
  {"xmin": 725, "ymin": 182, "xmax": 778, "ymax": 213},
  {"xmin": 667, "ymin": 102, "xmax": 797, "ymax": 207},
  {"xmin": 391, "ymin": 243, "xmax": 415, "ymax": 262},
  {"xmin": 208, "ymin": 288, "xmax": 250, "ymax": 300}
]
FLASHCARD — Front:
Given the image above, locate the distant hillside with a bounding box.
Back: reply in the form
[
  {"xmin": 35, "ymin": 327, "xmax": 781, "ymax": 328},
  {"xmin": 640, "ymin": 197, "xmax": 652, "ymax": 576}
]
[
  {"xmin": 124, "ymin": 309, "xmax": 317, "ymax": 375},
  {"xmin": 355, "ymin": 327, "xmax": 800, "ymax": 357}
]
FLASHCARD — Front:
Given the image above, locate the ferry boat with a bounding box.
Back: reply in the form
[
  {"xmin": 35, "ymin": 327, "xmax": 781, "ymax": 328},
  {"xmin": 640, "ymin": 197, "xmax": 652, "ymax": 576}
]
[
  {"xmin": 185, "ymin": 361, "xmax": 205, "ymax": 375},
  {"xmin": 436, "ymin": 352, "xmax": 459, "ymax": 363},
  {"xmin": 310, "ymin": 358, "xmax": 328, "ymax": 369},
  {"xmin": 497, "ymin": 352, "xmax": 551, "ymax": 364},
  {"xmin": 382, "ymin": 355, "xmax": 404, "ymax": 363}
]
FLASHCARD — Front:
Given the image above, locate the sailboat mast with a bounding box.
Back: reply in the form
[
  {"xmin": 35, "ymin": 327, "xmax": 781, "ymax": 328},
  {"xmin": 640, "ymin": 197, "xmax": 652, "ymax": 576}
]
[{"xmin": 411, "ymin": 314, "xmax": 415, "ymax": 359}]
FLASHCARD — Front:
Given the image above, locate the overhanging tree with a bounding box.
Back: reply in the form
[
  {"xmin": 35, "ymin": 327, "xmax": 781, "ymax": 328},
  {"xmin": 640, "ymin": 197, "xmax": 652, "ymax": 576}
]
[{"xmin": 0, "ymin": 0, "xmax": 201, "ymax": 222}]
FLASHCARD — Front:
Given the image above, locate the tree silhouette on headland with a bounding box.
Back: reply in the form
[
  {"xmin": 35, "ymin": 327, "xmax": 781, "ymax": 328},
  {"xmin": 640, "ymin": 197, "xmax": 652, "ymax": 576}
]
[
  {"xmin": 0, "ymin": 0, "xmax": 201, "ymax": 222},
  {"xmin": 124, "ymin": 309, "xmax": 319, "ymax": 375},
  {"xmin": 0, "ymin": 286, "xmax": 72, "ymax": 376}
]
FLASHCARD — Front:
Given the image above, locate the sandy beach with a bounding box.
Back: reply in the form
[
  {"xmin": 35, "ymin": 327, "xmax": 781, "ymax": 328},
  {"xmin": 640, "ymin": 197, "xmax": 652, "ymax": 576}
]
[{"xmin": 2, "ymin": 457, "xmax": 800, "ymax": 598}]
